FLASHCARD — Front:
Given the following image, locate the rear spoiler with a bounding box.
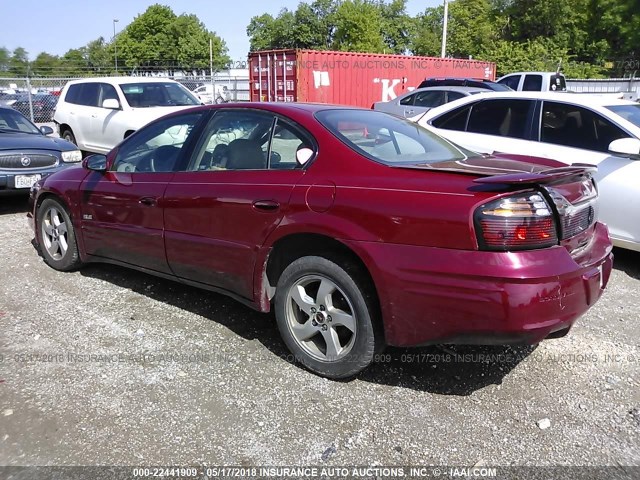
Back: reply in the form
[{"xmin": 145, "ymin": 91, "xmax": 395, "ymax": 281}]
[{"xmin": 474, "ymin": 164, "xmax": 597, "ymax": 186}]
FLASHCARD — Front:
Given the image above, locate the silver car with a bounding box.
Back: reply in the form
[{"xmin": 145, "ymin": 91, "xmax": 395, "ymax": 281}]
[{"xmin": 373, "ymin": 86, "xmax": 487, "ymax": 118}]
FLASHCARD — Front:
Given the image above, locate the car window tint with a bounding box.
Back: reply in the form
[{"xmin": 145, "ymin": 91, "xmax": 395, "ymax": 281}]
[
  {"xmin": 413, "ymin": 91, "xmax": 446, "ymax": 108},
  {"xmin": 112, "ymin": 112, "xmax": 202, "ymax": 173},
  {"xmin": 467, "ymin": 99, "xmax": 533, "ymax": 139},
  {"xmin": 188, "ymin": 110, "xmax": 273, "ymax": 171},
  {"xmin": 269, "ymin": 118, "xmax": 315, "ymax": 169},
  {"xmin": 76, "ymin": 83, "xmax": 100, "ymax": 107},
  {"xmin": 541, "ymin": 101, "xmax": 630, "ymax": 152},
  {"xmin": 399, "ymin": 93, "xmax": 415, "ymax": 106},
  {"xmin": 99, "ymin": 83, "xmax": 119, "ymax": 105},
  {"xmin": 499, "ymin": 75, "xmax": 521, "ymax": 91},
  {"xmin": 65, "ymin": 84, "xmax": 81, "ymax": 104},
  {"xmin": 431, "ymin": 105, "xmax": 471, "ymax": 131},
  {"xmin": 447, "ymin": 91, "xmax": 466, "ymax": 102},
  {"xmin": 522, "ymin": 75, "xmax": 543, "ymax": 91}
]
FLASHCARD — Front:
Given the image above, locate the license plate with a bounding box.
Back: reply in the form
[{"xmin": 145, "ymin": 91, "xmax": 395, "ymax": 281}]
[{"xmin": 14, "ymin": 174, "xmax": 41, "ymax": 189}]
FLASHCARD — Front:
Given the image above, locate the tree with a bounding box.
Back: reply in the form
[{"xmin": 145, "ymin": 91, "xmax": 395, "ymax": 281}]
[
  {"xmin": 116, "ymin": 4, "xmax": 229, "ymax": 74},
  {"xmin": 331, "ymin": 0, "xmax": 386, "ymax": 53},
  {"xmin": 378, "ymin": 0, "xmax": 416, "ymax": 54},
  {"xmin": 31, "ymin": 53, "xmax": 61, "ymax": 77},
  {"xmin": 412, "ymin": 6, "xmax": 444, "ymax": 57},
  {"xmin": 9, "ymin": 47, "xmax": 29, "ymax": 76},
  {"xmin": 0, "ymin": 47, "xmax": 9, "ymax": 73},
  {"xmin": 59, "ymin": 48, "xmax": 88, "ymax": 77}
]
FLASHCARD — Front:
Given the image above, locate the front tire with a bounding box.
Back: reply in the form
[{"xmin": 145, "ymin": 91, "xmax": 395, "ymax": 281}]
[
  {"xmin": 274, "ymin": 256, "xmax": 381, "ymax": 379},
  {"xmin": 36, "ymin": 198, "xmax": 82, "ymax": 271}
]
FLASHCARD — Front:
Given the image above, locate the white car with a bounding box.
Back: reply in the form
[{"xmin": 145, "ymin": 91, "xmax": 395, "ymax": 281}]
[
  {"xmin": 496, "ymin": 71, "xmax": 567, "ymax": 92},
  {"xmin": 193, "ymin": 84, "xmax": 229, "ymax": 104},
  {"xmin": 415, "ymin": 92, "xmax": 640, "ymax": 251},
  {"xmin": 53, "ymin": 77, "xmax": 202, "ymax": 154},
  {"xmin": 373, "ymin": 86, "xmax": 486, "ymax": 118}
]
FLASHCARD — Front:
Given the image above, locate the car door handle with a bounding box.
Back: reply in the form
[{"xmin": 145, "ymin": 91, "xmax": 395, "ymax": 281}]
[
  {"xmin": 405, "ymin": 109, "xmax": 414, "ymax": 115},
  {"xmin": 138, "ymin": 197, "xmax": 157, "ymax": 207},
  {"xmin": 253, "ymin": 200, "xmax": 280, "ymax": 211}
]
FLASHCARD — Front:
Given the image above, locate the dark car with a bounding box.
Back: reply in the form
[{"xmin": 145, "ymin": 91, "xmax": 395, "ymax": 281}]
[
  {"xmin": 0, "ymin": 106, "xmax": 82, "ymax": 195},
  {"xmin": 29, "ymin": 103, "xmax": 612, "ymax": 379},
  {"xmin": 11, "ymin": 94, "xmax": 58, "ymax": 123},
  {"xmin": 418, "ymin": 77, "xmax": 513, "ymax": 91}
]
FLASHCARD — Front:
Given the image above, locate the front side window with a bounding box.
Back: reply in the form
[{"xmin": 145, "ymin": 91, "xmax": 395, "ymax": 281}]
[
  {"xmin": 120, "ymin": 82, "xmax": 200, "ymax": 108},
  {"xmin": 467, "ymin": 99, "xmax": 534, "ymax": 139},
  {"xmin": 112, "ymin": 112, "xmax": 203, "ymax": 173},
  {"xmin": 316, "ymin": 109, "xmax": 475, "ymax": 165},
  {"xmin": 99, "ymin": 83, "xmax": 119, "ymax": 106},
  {"xmin": 399, "ymin": 93, "xmax": 416, "ymax": 106},
  {"xmin": 498, "ymin": 75, "xmax": 521, "ymax": 91},
  {"xmin": 541, "ymin": 101, "xmax": 630, "ymax": 152}
]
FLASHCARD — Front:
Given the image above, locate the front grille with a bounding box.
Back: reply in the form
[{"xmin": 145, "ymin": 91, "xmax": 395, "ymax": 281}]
[
  {"xmin": 0, "ymin": 153, "xmax": 58, "ymax": 169},
  {"xmin": 561, "ymin": 203, "xmax": 595, "ymax": 239}
]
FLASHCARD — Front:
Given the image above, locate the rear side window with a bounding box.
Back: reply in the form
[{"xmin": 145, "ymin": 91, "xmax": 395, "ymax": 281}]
[
  {"xmin": 549, "ymin": 74, "xmax": 567, "ymax": 91},
  {"xmin": 413, "ymin": 90, "xmax": 446, "ymax": 108},
  {"xmin": 467, "ymin": 100, "xmax": 534, "ymax": 139},
  {"xmin": 399, "ymin": 93, "xmax": 415, "ymax": 106},
  {"xmin": 431, "ymin": 105, "xmax": 472, "ymax": 131},
  {"xmin": 523, "ymin": 75, "xmax": 543, "ymax": 91},
  {"xmin": 66, "ymin": 83, "xmax": 101, "ymax": 107}
]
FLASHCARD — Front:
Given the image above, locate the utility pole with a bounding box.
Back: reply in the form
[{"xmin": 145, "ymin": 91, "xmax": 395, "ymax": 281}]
[
  {"xmin": 113, "ymin": 19, "xmax": 119, "ymax": 73},
  {"xmin": 441, "ymin": 0, "xmax": 449, "ymax": 58}
]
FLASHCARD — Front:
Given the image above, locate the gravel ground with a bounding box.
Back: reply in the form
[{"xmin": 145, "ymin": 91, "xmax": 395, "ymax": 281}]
[{"xmin": 0, "ymin": 195, "xmax": 638, "ymax": 468}]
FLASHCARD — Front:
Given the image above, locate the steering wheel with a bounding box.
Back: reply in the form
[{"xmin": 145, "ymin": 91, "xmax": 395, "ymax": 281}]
[{"xmin": 116, "ymin": 162, "xmax": 136, "ymax": 172}]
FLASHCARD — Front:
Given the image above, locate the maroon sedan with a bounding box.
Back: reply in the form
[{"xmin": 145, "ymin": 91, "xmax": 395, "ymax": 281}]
[{"xmin": 28, "ymin": 103, "xmax": 613, "ymax": 379}]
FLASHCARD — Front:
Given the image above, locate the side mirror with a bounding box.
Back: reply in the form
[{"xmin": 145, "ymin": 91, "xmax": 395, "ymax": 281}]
[
  {"xmin": 40, "ymin": 125, "xmax": 54, "ymax": 135},
  {"xmin": 608, "ymin": 138, "xmax": 640, "ymax": 157},
  {"xmin": 102, "ymin": 98, "xmax": 121, "ymax": 110},
  {"xmin": 82, "ymin": 154, "xmax": 108, "ymax": 172}
]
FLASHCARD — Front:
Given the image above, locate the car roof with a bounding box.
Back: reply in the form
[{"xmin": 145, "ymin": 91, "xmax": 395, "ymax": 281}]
[
  {"xmin": 499, "ymin": 72, "xmax": 565, "ymax": 76},
  {"xmin": 65, "ymin": 77, "xmax": 182, "ymax": 86},
  {"xmin": 411, "ymin": 86, "xmax": 489, "ymax": 94},
  {"xmin": 427, "ymin": 91, "xmax": 638, "ymax": 107}
]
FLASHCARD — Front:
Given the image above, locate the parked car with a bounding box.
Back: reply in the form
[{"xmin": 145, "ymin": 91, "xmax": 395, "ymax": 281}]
[
  {"xmin": 53, "ymin": 77, "xmax": 202, "ymax": 154},
  {"xmin": 373, "ymin": 86, "xmax": 486, "ymax": 118},
  {"xmin": 0, "ymin": 106, "xmax": 81, "ymax": 195},
  {"xmin": 417, "ymin": 78, "xmax": 512, "ymax": 91},
  {"xmin": 414, "ymin": 91, "xmax": 640, "ymax": 251},
  {"xmin": 29, "ymin": 103, "xmax": 612, "ymax": 378},
  {"xmin": 497, "ymin": 71, "xmax": 567, "ymax": 92},
  {"xmin": 0, "ymin": 92, "xmax": 20, "ymax": 107},
  {"xmin": 11, "ymin": 94, "xmax": 58, "ymax": 123},
  {"xmin": 193, "ymin": 84, "xmax": 229, "ymax": 104}
]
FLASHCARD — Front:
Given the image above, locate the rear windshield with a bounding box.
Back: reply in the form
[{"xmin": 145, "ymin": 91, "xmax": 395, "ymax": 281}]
[
  {"xmin": 316, "ymin": 109, "xmax": 475, "ymax": 165},
  {"xmin": 607, "ymin": 104, "xmax": 640, "ymax": 129},
  {"xmin": 121, "ymin": 82, "xmax": 200, "ymax": 108},
  {"xmin": 549, "ymin": 74, "xmax": 567, "ymax": 91}
]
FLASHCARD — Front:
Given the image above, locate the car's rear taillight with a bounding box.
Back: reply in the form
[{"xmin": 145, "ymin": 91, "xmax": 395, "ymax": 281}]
[{"xmin": 474, "ymin": 191, "xmax": 558, "ymax": 251}]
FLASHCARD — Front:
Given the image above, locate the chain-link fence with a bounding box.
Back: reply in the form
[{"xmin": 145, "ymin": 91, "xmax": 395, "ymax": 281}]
[{"xmin": 0, "ymin": 72, "xmax": 250, "ymax": 125}]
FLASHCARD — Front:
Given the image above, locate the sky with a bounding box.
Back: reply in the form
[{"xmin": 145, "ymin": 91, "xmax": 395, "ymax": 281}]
[{"xmin": 0, "ymin": 0, "xmax": 442, "ymax": 62}]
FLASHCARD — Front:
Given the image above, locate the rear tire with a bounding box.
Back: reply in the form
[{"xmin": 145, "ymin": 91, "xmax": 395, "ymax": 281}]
[
  {"xmin": 61, "ymin": 129, "xmax": 76, "ymax": 145},
  {"xmin": 36, "ymin": 198, "xmax": 82, "ymax": 271},
  {"xmin": 274, "ymin": 255, "xmax": 381, "ymax": 379}
]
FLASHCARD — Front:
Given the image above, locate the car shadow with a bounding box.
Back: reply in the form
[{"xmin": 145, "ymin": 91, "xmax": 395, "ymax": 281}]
[
  {"xmin": 77, "ymin": 263, "xmax": 530, "ymax": 395},
  {"xmin": 0, "ymin": 195, "xmax": 29, "ymax": 215},
  {"xmin": 613, "ymin": 247, "xmax": 640, "ymax": 280}
]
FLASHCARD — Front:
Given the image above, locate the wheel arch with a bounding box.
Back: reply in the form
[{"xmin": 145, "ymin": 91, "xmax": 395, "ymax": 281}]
[{"xmin": 257, "ymin": 232, "xmax": 385, "ymax": 341}]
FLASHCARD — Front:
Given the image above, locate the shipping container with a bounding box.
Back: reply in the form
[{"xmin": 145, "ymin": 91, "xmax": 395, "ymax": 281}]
[{"xmin": 248, "ymin": 49, "xmax": 496, "ymax": 108}]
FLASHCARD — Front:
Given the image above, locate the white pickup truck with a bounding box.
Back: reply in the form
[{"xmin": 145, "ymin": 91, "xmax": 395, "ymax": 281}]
[{"xmin": 496, "ymin": 72, "xmax": 567, "ymax": 92}]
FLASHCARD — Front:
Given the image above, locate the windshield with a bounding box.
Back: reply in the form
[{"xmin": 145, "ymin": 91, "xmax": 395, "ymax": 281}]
[
  {"xmin": 121, "ymin": 82, "xmax": 201, "ymax": 108},
  {"xmin": 316, "ymin": 109, "xmax": 476, "ymax": 165},
  {"xmin": 0, "ymin": 108, "xmax": 41, "ymax": 134},
  {"xmin": 607, "ymin": 104, "xmax": 640, "ymax": 129}
]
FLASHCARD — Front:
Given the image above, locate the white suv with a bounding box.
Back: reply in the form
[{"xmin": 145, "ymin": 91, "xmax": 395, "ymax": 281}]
[{"xmin": 53, "ymin": 77, "xmax": 202, "ymax": 154}]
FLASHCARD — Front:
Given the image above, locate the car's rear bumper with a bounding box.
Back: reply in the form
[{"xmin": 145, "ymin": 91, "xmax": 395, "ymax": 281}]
[{"xmin": 349, "ymin": 222, "xmax": 613, "ymax": 347}]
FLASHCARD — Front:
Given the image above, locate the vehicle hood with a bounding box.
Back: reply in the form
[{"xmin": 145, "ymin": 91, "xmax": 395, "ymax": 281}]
[{"xmin": 0, "ymin": 133, "xmax": 77, "ymax": 152}]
